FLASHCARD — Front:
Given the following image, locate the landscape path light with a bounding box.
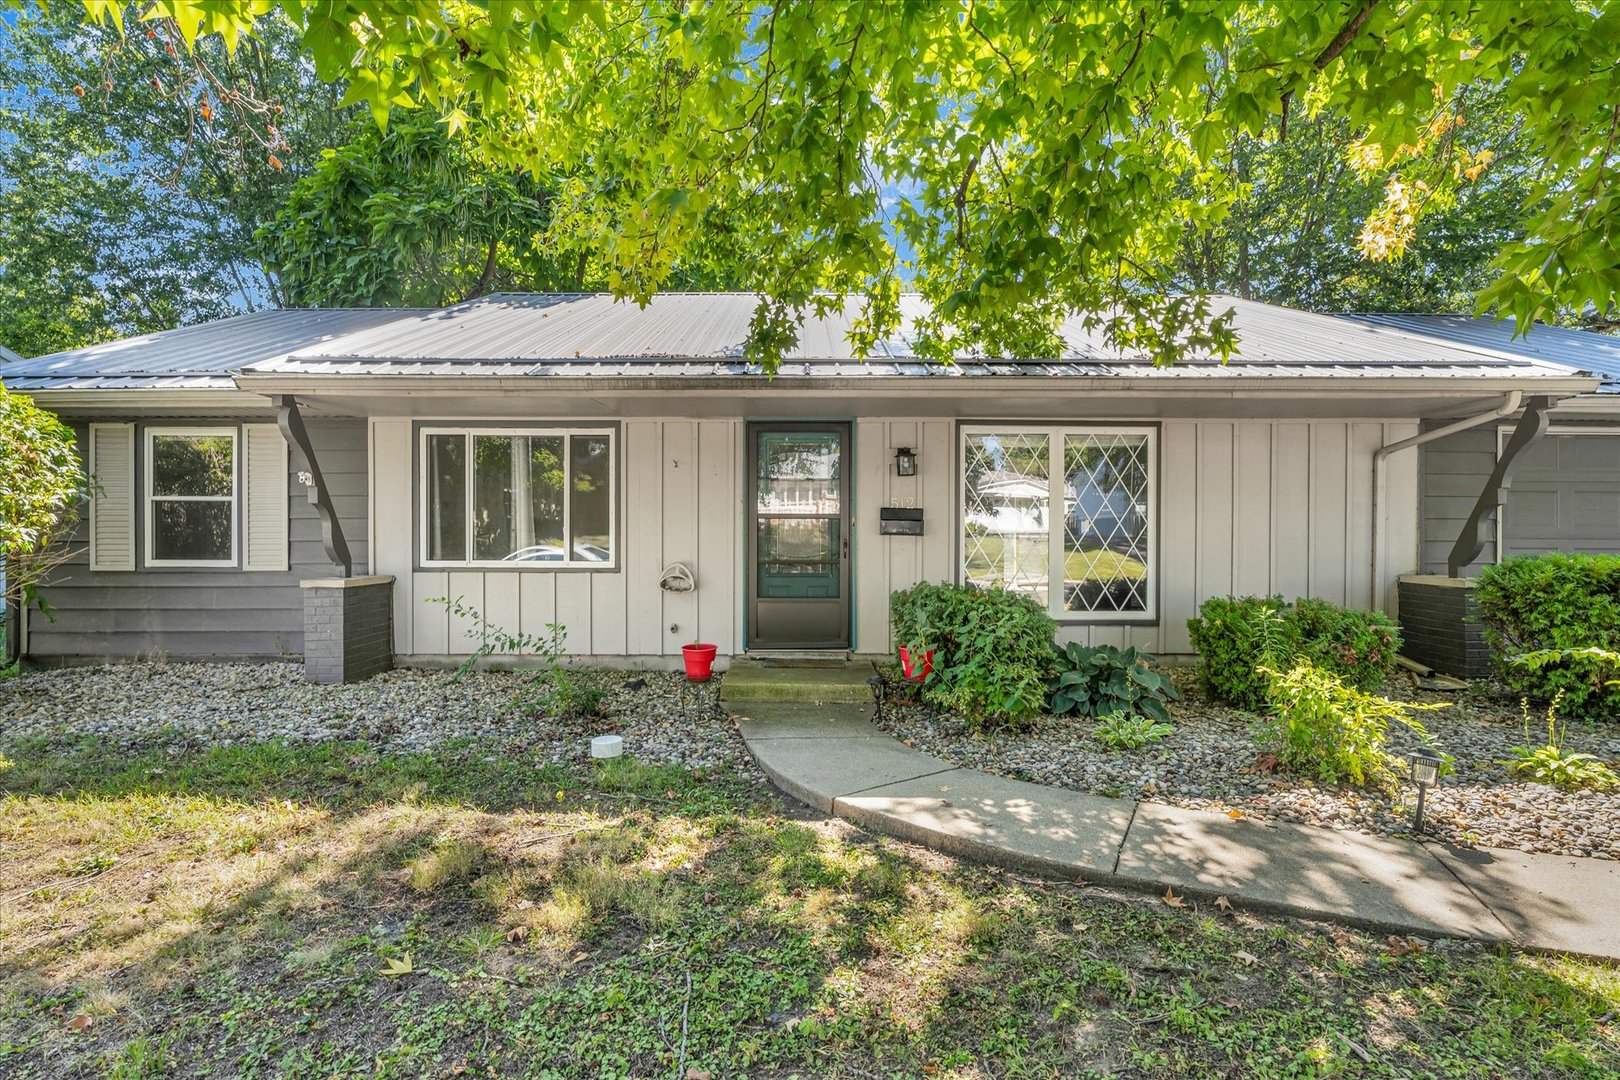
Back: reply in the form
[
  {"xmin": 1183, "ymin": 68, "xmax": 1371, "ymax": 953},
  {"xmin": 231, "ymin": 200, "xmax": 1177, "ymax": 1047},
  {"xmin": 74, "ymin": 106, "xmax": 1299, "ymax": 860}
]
[{"xmin": 1408, "ymin": 749, "xmax": 1443, "ymax": 834}]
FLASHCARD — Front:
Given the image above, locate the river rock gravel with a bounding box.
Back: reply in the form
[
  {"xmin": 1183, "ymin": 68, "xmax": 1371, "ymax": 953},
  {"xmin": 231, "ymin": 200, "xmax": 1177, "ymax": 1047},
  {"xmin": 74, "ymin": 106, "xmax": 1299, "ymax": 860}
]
[
  {"xmin": 0, "ymin": 661, "xmax": 757, "ymax": 778},
  {"xmin": 871, "ymin": 667, "xmax": 1620, "ymax": 860}
]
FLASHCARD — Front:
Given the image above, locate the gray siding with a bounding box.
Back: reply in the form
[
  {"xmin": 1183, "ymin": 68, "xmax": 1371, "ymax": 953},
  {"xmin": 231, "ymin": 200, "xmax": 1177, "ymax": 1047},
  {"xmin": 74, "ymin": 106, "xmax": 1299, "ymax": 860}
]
[
  {"xmin": 1417, "ymin": 425, "xmax": 1496, "ymax": 575},
  {"xmin": 25, "ymin": 418, "xmax": 369, "ymax": 660},
  {"xmin": 1417, "ymin": 420, "xmax": 1620, "ymax": 574}
]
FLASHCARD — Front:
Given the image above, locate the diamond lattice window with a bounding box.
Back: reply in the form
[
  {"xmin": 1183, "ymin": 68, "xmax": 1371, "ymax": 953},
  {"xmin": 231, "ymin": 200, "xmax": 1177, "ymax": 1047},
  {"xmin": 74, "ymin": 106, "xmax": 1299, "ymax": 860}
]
[{"xmin": 961, "ymin": 427, "xmax": 1155, "ymax": 620}]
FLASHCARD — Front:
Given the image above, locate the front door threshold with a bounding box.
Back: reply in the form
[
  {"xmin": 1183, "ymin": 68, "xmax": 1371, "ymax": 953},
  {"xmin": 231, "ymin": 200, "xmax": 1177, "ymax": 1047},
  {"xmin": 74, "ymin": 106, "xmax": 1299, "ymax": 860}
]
[{"xmin": 741, "ymin": 650, "xmax": 852, "ymax": 668}]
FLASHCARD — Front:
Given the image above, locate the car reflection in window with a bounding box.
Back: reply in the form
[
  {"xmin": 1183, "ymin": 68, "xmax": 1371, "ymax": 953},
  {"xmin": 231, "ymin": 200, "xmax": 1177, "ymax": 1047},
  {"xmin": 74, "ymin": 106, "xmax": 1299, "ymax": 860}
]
[{"xmin": 500, "ymin": 544, "xmax": 611, "ymax": 563}]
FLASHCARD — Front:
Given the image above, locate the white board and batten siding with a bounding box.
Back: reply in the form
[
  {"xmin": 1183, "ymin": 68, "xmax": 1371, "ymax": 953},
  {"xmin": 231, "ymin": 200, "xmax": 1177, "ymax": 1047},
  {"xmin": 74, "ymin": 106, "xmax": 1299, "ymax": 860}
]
[{"xmin": 370, "ymin": 416, "xmax": 1419, "ymax": 663}]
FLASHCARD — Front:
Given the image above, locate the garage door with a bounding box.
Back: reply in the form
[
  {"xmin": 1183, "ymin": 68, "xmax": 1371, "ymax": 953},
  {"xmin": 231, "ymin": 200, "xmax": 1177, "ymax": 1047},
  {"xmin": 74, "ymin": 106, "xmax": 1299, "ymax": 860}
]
[{"xmin": 1502, "ymin": 431, "xmax": 1620, "ymax": 556}]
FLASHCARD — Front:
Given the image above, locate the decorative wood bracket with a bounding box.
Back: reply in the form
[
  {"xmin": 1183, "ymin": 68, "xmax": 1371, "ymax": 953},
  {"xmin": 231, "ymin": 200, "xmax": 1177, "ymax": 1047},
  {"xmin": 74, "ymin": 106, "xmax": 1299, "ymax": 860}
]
[
  {"xmin": 1447, "ymin": 394, "xmax": 1553, "ymax": 577},
  {"xmin": 273, "ymin": 394, "xmax": 353, "ymax": 577}
]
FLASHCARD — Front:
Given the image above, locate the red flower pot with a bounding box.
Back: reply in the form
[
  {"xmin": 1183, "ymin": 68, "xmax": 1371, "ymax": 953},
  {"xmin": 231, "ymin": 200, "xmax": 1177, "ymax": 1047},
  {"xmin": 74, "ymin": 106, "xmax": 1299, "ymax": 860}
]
[
  {"xmin": 899, "ymin": 645, "xmax": 934, "ymax": 682},
  {"xmin": 682, "ymin": 642, "xmax": 718, "ymax": 681}
]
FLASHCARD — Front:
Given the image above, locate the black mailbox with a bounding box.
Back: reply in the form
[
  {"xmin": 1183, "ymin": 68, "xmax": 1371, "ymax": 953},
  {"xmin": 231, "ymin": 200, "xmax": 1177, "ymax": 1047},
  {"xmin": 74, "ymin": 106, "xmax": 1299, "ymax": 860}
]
[{"xmin": 879, "ymin": 507, "xmax": 924, "ymax": 536}]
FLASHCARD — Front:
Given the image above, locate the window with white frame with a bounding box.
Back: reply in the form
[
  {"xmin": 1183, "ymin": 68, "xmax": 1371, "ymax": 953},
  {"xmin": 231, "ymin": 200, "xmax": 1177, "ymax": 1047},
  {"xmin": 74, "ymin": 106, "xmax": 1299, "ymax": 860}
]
[
  {"xmin": 145, "ymin": 427, "xmax": 238, "ymax": 566},
  {"xmin": 421, "ymin": 428, "xmax": 616, "ymax": 567},
  {"xmin": 960, "ymin": 426, "xmax": 1156, "ymax": 620}
]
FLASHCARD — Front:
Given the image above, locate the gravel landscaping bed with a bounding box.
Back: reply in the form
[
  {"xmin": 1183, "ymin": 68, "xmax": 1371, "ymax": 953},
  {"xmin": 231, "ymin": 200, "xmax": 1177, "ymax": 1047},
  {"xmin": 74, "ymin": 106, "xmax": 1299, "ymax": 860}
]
[
  {"xmin": 872, "ymin": 667, "xmax": 1620, "ymax": 860},
  {"xmin": 0, "ymin": 661, "xmax": 757, "ymax": 778}
]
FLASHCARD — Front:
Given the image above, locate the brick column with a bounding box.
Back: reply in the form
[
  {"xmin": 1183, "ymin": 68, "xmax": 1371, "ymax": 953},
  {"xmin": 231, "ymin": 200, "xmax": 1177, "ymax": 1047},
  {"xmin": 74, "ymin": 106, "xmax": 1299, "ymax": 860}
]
[
  {"xmin": 1397, "ymin": 575, "xmax": 1490, "ymax": 679},
  {"xmin": 300, "ymin": 575, "xmax": 394, "ymax": 684}
]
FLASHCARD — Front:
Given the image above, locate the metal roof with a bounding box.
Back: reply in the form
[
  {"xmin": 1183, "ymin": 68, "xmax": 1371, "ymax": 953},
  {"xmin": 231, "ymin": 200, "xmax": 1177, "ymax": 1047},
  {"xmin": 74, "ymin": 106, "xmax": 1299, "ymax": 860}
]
[
  {"xmin": 1, "ymin": 308, "xmax": 431, "ymax": 390},
  {"xmin": 247, "ymin": 292, "xmax": 1584, "ymax": 381},
  {"xmin": 2, "ymin": 293, "xmax": 1594, "ymax": 391},
  {"xmin": 1344, "ymin": 313, "xmax": 1620, "ymax": 394}
]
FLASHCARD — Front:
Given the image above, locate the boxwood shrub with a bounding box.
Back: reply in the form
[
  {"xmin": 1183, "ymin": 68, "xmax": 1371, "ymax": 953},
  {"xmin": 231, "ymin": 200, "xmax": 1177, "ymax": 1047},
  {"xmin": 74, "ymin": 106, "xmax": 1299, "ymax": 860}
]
[
  {"xmin": 1475, "ymin": 553, "xmax": 1620, "ymax": 718},
  {"xmin": 1186, "ymin": 595, "xmax": 1401, "ymax": 711},
  {"xmin": 890, "ymin": 582, "xmax": 1056, "ymax": 732}
]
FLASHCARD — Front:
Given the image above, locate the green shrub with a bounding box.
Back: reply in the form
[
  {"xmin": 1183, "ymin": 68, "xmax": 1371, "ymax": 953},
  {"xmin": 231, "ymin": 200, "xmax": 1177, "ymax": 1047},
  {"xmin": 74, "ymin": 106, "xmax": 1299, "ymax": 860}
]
[
  {"xmin": 1257, "ymin": 662, "xmax": 1445, "ymax": 789},
  {"xmin": 1048, "ymin": 643, "xmax": 1177, "ymax": 722},
  {"xmin": 889, "ymin": 582, "xmax": 1056, "ymax": 732},
  {"xmin": 1186, "ymin": 595, "xmax": 1401, "ymax": 710},
  {"xmin": 1475, "ymin": 554, "xmax": 1620, "ymax": 718},
  {"xmin": 1186, "ymin": 596, "xmax": 1298, "ymax": 710},
  {"xmin": 1092, "ymin": 711, "xmax": 1173, "ymax": 750}
]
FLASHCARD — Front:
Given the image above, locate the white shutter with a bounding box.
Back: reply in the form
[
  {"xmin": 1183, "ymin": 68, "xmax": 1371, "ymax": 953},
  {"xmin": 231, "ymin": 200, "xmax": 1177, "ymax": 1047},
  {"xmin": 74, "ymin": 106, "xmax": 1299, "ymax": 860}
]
[
  {"xmin": 88, "ymin": 423, "xmax": 135, "ymax": 571},
  {"xmin": 243, "ymin": 423, "xmax": 290, "ymax": 572}
]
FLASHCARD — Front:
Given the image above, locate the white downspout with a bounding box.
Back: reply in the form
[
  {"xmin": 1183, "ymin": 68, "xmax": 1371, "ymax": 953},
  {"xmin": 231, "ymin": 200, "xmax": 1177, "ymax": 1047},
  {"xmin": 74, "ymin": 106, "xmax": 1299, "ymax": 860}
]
[{"xmin": 1370, "ymin": 391, "xmax": 1521, "ymax": 612}]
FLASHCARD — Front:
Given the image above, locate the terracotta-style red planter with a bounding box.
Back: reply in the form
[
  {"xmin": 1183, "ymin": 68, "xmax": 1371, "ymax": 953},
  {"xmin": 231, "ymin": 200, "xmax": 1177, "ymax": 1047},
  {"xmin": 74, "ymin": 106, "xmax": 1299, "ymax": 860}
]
[
  {"xmin": 682, "ymin": 642, "xmax": 718, "ymax": 681},
  {"xmin": 899, "ymin": 645, "xmax": 934, "ymax": 682}
]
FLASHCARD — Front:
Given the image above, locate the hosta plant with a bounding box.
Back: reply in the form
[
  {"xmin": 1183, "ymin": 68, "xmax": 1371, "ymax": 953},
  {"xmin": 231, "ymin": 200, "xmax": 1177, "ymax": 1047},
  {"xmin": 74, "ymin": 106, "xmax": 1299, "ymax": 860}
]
[
  {"xmin": 1048, "ymin": 643, "xmax": 1178, "ymax": 722},
  {"xmin": 1093, "ymin": 712, "xmax": 1174, "ymax": 751}
]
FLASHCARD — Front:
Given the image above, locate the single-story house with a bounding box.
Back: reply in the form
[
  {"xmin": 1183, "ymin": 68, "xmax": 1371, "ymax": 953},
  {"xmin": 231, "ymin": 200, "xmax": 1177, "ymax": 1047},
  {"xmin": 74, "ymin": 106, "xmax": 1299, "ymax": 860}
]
[{"xmin": 2, "ymin": 293, "xmax": 1606, "ymax": 679}]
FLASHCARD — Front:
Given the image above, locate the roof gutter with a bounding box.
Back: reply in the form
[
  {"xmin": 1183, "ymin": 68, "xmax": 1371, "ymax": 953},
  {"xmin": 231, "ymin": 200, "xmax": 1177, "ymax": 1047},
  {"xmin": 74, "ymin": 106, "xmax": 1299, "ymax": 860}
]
[{"xmin": 1370, "ymin": 390, "xmax": 1521, "ymax": 612}]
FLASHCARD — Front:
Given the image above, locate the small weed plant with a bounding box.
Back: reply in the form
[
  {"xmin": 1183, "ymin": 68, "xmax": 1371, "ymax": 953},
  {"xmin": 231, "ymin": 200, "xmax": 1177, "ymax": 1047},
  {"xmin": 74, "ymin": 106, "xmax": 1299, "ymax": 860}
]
[
  {"xmin": 889, "ymin": 582, "xmax": 1056, "ymax": 732},
  {"xmin": 426, "ymin": 596, "xmax": 607, "ymax": 721},
  {"xmin": 1504, "ymin": 693, "xmax": 1620, "ymax": 792},
  {"xmin": 1093, "ymin": 711, "xmax": 1174, "ymax": 750},
  {"xmin": 1258, "ymin": 662, "xmax": 1446, "ymax": 789},
  {"xmin": 1048, "ymin": 643, "xmax": 1178, "ymax": 722}
]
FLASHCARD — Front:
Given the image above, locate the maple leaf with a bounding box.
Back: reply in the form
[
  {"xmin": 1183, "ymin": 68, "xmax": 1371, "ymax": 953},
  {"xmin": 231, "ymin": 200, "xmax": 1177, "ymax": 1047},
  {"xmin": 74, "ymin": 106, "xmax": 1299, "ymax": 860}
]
[
  {"xmin": 380, "ymin": 952, "xmax": 414, "ymax": 977},
  {"xmin": 66, "ymin": 1012, "xmax": 93, "ymax": 1032},
  {"xmin": 1162, "ymin": 887, "xmax": 1186, "ymax": 909},
  {"xmin": 505, "ymin": 925, "xmax": 529, "ymax": 943},
  {"xmin": 1214, "ymin": 895, "xmax": 1233, "ymax": 912},
  {"xmin": 1233, "ymin": 950, "xmax": 1258, "ymax": 966}
]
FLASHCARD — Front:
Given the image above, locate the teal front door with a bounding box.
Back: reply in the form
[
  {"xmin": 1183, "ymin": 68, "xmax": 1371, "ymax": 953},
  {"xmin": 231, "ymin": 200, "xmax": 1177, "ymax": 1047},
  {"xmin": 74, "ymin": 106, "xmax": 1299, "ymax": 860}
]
[{"xmin": 747, "ymin": 423, "xmax": 851, "ymax": 649}]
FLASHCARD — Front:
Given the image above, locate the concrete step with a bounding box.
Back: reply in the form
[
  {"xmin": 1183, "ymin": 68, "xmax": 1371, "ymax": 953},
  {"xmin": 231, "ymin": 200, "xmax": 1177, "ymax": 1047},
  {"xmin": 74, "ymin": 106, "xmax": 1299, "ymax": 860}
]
[{"xmin": 720, "ymin": 661, "xmax": 876, "ymax": 704}]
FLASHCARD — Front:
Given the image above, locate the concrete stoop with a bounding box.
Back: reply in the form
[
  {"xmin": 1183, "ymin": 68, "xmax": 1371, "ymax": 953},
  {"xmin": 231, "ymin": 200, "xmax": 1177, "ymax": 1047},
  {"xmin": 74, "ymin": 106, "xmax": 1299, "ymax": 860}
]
[
  {"xmin": 720, "ymin": 660, "xmax": 875, "ymax": 704},
  {"xmin": 730, "ymin": 700, "xmax": 1620, "ymax": 961}
]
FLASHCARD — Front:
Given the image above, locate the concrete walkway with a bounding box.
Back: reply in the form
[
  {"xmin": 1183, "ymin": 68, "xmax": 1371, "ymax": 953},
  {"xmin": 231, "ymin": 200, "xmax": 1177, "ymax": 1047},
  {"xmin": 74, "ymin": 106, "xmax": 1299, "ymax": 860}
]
[{"xmin": 723, "ymin": 688, "xmax": 1620, "ymax": 960}]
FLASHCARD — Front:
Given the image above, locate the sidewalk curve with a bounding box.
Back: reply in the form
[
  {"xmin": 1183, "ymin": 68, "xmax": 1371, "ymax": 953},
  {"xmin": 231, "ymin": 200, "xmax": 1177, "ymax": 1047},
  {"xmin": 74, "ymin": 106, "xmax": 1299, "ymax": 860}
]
[{"xmin": 727, "ymin": 698, "xmax": 1620, "ymax": 961}]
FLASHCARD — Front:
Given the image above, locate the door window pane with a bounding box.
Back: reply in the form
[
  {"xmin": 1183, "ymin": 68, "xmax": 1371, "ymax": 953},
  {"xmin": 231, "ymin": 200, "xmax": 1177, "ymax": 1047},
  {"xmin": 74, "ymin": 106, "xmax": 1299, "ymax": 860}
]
[
  {"xmin": 426, "ymin": 434, "xmax": 467, "ymax": 562},
  {"xmin": 1063, "ymin": 434, "xmax": 1150, "ymax": 612},
  {"xmin": 757, "ymin": 517, "xmax": 840, "ymax": 598},
  {"xmin": 151, "ymin": 501, "xmax": 233, "ymax": 561},
  {"xmin": 757, "ymin": 432, "xmax": 841, "ymax": 514},
  {"xmin": 962, "ymin": 432, "xmax": 1050, "ymax": 608}
]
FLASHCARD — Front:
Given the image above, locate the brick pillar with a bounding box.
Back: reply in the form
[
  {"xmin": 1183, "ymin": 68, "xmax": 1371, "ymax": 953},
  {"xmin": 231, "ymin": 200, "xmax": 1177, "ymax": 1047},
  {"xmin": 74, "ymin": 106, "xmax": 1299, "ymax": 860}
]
[
  {"xmin": 300, "ymin": 575, "xmax": 395, "ymax": 684},
  {"xmin": 1397, "ymin": 575, "xmax": 1490, "ymax": 679}
]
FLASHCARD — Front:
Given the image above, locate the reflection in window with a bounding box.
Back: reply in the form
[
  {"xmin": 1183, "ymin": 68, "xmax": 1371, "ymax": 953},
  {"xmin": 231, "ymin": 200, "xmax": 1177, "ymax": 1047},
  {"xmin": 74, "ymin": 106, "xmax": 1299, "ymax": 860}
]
[
  {"xmin": 961, "ymin": 428, "xmax": 1155, "ymax": 619},
  {"xmin": 423, "ymin": 430, "xmax": 614, "ymax": 565},
  {"xmin": 962, "ymin": 432, "xmax": 1051, "ymax": 609},
  {"xmin": 148, "ymin": 431, "xmax": 235, "ymax": 564}
]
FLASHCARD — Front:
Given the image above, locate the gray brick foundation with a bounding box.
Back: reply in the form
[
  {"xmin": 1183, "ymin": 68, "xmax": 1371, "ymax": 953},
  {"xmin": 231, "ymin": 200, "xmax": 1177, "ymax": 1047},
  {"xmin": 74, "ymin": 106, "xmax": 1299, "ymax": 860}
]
[
  {"xmin": 1397, "ymin": 575, "xmax": 1491, "ymax": 680},
  {"xmin": 300, "ymin": 575, "xmax": 395, "ymax": 684}
]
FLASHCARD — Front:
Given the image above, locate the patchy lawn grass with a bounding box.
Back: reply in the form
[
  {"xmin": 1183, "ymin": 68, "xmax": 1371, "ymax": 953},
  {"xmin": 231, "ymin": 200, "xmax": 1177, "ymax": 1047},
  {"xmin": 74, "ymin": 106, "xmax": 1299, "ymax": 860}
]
[{"xmin": 0, "ymin": 737, "xmax": 1616, "ymax": 1079}]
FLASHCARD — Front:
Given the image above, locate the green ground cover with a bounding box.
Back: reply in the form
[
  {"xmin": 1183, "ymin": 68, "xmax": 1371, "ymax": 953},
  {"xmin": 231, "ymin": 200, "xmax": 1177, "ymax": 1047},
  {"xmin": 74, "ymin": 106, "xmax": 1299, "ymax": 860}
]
[{"xmin": 0, "ymin": 738, "xmax": 1614, "ymax": 1079}]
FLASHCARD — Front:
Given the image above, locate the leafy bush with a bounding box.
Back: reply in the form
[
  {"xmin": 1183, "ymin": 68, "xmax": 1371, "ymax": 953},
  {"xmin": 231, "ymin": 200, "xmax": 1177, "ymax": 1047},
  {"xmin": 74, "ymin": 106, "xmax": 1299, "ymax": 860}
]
[
  {"xmin": 1503, "ymin": 694, "xmax": 1620, "ymax": 792},
  {"xmin": 1257, "ymin": 662, "xmax": 1446, "ymax": 789},
  {"xmin": 1476, "ymin": 554, "xmax": 1620, "ymax": 718},
  {"xmin": 1093, "ymin": 711, "xmax": 1173, "ymax": 750},
  {"xmin": 890, "ymin": 582, "xmax": 1056, "ymax": 732},
  {"xmin": 1048, "ymin": 643, "xmax": 1177, "ymax": 722},
  {"xmin": 1187, "ymin": 595, "xmax": 1401, "ymax": 710}
]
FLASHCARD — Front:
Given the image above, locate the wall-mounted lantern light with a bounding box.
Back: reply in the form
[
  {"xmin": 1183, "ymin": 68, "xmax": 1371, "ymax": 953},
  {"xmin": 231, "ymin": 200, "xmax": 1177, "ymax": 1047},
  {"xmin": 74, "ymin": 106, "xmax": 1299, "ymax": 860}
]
[
  {"xmin": 1408, "ymin": 749, "xmax": 1443, "ymax": 833},
  {"xmin": 894, "ymin": 447, "xmax": 917, "ymax": 477}
]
